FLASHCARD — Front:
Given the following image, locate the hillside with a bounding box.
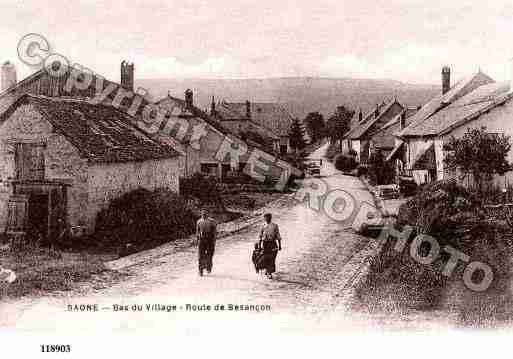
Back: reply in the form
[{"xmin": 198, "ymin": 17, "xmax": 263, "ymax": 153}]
[{"xmin": 136, "ymin": 77, "xmax": 439, "ymax": 119}]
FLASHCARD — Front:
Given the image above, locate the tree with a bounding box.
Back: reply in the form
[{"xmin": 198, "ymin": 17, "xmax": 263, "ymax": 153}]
[
  {"xmin": 288, "ymin": 118, "xmax": 307, "ymax": 153},
  {"xmin": 303, "ymin": 112, "xmax": 325, "ymax": 143},
  {"xmin": 326, "ymin": 106, "xmax": 353, "ymax": 150},
  {"xmin": 444, "ymin": 126, "xmax": 511, "ymax": 193}
]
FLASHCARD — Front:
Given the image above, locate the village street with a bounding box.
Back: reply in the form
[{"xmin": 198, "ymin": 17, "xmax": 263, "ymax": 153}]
[{"xmin": 0, "ymin": 144, "xmax": 449, "ymax": 333}]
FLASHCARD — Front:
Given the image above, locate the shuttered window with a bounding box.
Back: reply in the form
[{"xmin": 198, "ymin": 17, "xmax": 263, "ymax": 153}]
[{"xmin": 15, "ymin": 143, "xmax": 45, "ymax": 181}]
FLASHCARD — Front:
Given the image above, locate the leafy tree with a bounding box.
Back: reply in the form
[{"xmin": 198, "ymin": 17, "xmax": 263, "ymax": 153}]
[
  {"xmin": 288, "ymin": 118, "xmax": 307, "ymax": 153},
  {"xmin": 303, "ymin": 112, "xmax": 325, "ymax": 143},
  {"xmin": 326, "ymin": 106, "xmax": 353, "ymax": 150},
  {"xmin": 444, "ymin": 126, "xmax": 511, "ymax": 193}
]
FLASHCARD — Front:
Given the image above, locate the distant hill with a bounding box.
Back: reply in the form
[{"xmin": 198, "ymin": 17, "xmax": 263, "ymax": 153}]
[{"xmin": 136, "ymin": 77, "xmax": 439, "ymax": 120}]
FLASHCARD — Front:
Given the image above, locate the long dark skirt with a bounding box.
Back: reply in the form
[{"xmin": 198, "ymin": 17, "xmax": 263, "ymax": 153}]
[
  {"xmin": 262, "ymin": 241, "xmax": 278, "ymax": 274},
  {"xmin": 198, "ymin": 238, "xmax": 216, "ymax": 272}
]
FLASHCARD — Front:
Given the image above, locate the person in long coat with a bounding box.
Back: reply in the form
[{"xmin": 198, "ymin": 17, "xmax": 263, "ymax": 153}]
[
  {"xmin": 196, "ymin": 209, "xmax": 217, "ymax": 276},
  {"xmin": 259, "ymin": 213, "xmax": 282, "ymax": 279}
]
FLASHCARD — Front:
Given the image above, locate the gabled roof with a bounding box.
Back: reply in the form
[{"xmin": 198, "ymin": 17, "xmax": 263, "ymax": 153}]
[
  {"xmin": 370, "ymin": 108, "xmax": 418, "ymax": 150},
  {"xmin": 346, "ymin": 99, "xmax": 402, "ymax": 140},
  {"xmin": 0, "ymin": 64, "xmax": 144, "ymax": 120},
  {"xmin": 398, "ymin": 71, "xmax": 495, "ymax": 137},
  {"xmin": 155, "ymin": 95, "xmax": 232, "ymax": 138},
  {"xmin": 216, "ymin": 101, "xmax": 295, "ymax": 137},
  {"xmin": 155, "ymin": 95, "xmax": 294, "ymax": 163},
  {"xmin": 1, "ymin": 94, "xmax": 180, "ymax": 164},
  {"xmin": 399, "ymin": 81, "xmax": 511, "ymax": 137}
]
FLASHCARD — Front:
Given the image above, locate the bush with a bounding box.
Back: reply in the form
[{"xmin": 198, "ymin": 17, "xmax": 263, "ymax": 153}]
[
  {"xmin": 396, "ymin": 179, "xmax": 477, "ymax": 234},
  {"xmin": 180, "ymin": 173, "xmax": 221, "ymax": 204},
  {"xmin": 334, "ymin": 154, "xmax": 358, "ymax": 172},
  {"xmin": 94, "ymin": 188, "xmax": 197, "ymax": 251},
  {"xmin": 356, "ymin": 178, "xmax": 513, "ymax": 323}
]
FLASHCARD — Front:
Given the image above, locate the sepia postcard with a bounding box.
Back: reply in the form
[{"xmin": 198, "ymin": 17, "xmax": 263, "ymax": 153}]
[{"xmin": 1, "ymin": 0, "xmax": 513, "ymax": 357}]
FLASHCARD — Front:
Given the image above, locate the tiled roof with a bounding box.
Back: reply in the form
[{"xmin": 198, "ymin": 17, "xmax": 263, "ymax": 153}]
[
  {"xmin": 1, "ymin": 94, "xmax": 180, "ymax": 164},
  {"xmin": 398, "ymin": 71, "xmax": 495, "ymax": 137},
  {"xmin": 156, "ymin": 95, "xmax": 235, "ymax": 139},
  {"xmin": 156, "ymin": 95, "xmax": 294, "ymax": 162},
  {"xmin": 399, "ymin": 82, "xmax": 512, "ymax": 137},
  {"xmin": 346, "ymin": 99, "xmax": 401, "ymax": 140},
  {"xmin": 216, "ymin": 101, "xmax": 295, "ymax": 137}
]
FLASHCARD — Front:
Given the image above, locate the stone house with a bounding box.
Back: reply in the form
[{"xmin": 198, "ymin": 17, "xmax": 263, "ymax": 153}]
[
  {"xmin": 214, "ymin": 100, "xmax": 295, "ymax": 155},
  {"xmin": 0, "ymin": 60, "xmax": 297, "ymax": 186},
  {"xmin": 0, "ymin": 94, "xmax": 183, "ymax": 240},
  {"xmin": 342, "ymin": 98, "xmax": 405, "ymax": 163},
  {"xmin": 387, "ymin": 67, "xmax": 499, "ymax": 185},
  {"xmin": 155, "ymin": 91, "xmax": 297, "ymax": 184}
]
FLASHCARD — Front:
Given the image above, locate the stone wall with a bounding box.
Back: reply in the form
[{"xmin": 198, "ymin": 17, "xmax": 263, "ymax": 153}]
[
  {"xmin": 87, "ymin": 157, "xmax": 182, "ymax": 232},
  {"xmin": 0, "ymin": 104, "xmax": 88, "ymax": 231}
]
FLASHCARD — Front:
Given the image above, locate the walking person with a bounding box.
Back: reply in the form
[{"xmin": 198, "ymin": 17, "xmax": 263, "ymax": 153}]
[
  {"xmin": 259, "ymin": 213, "xmax": 282, "ymax": 279},
  {"xmin": 196, "ymin": 209, "xmax": 217, "ymax": 276}
]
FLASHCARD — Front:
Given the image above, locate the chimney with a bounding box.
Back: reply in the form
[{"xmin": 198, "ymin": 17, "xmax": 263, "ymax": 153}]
[
  {"xmin": 442, "ymin": 66, "xmax": 451, "ymax": 95},
  {"xmin": 210, "ymin": 96, "xmax": 216, "ymax": 116},
  {"xmin": 120, "ymin": 61, "xmax": 134, "ymax": 92},
  {"xmin": 358, "ymin": 108, "xmax": 363, "ymax": 122},
  {"xmin": 185, "ymin": 89, "xmax": 193, "ymax": 108},
  {"xmin": 374, "ymin": 104, "xmax": 380, "ymax": 117},
  {"xmin": 1, "ymin": 61, "xmax": 17, "ymax": 91},
  {"xmin": 246, "ymin": 100, "xmax": 251, "ymax": 119}
]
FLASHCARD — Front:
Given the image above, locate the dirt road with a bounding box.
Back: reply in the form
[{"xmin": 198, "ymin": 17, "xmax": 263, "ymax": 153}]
[{"xmin": 0, "ymin": 144, "xmax": 394, "ymax": 334}]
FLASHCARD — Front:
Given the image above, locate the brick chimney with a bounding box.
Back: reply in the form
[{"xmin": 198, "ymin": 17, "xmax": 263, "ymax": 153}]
[
  {"xmin": 120, "ymin": 60, "xmax": 134, "ymax": 92},
  {"xmin": 1, "ymin": 61, "xmax": 17, "ymax": 92},
  {"xmin": 185, "ymin": 89, "xmax": 193, "ymax": 108},
  {"xmin": 374, "ymin": 104, "xmax": 379, "ymax": 117},
  {"xmin": 245, "ymin": 100, "xmax": 251, "ymax": 119},
  {"xmin": 442, "ymin": 66, "xmax": 451, "ymax": 95},
  {"xmin": 358, "ymin": 108, "xmax": 363, "ymax": 122}
]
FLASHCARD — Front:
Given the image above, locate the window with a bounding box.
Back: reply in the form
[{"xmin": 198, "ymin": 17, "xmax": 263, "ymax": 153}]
[
  {"xmin": 280, "ymin": 144, "xmax": 287, "ymax": 155},
  {"xmin": 15, "ymin": 143, "xmax": 45, "ymax": 181}
]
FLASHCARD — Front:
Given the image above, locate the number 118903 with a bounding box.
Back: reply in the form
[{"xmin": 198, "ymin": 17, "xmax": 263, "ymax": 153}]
[{"xmin": 40, "ymin": 345, "xmax": 71, "ymax": 353}]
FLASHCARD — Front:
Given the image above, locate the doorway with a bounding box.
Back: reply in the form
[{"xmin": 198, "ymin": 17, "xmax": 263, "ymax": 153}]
[{"xmin": 27, "ymin": 194, "xmax": 49, "ymax": 241}]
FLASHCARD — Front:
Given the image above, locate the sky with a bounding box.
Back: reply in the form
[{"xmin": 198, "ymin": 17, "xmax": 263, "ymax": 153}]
[{"xmin": 1, "ymin": 0, "xmax": 512, "ymax": 84}]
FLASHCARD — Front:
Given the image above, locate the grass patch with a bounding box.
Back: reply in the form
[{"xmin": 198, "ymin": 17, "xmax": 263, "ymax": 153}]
[
  {"xmin": 353, "ymin": 179, "xmax": 513, "ymax": 327},
  {"xmin": 0, "ymin": 243, "xmax": 117, "ymax": 299}
]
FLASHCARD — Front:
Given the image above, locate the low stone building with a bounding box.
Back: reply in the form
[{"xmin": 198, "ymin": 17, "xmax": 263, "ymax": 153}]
[
  {"xmin": 155, "ymin": 91, "xmax": 297, "ymax": 184},
  {"xmin": 343, "ymin": 98, "xmax": 405, "ymax": 163},
  {"xmin": 0, "ymin": 94, "xmax": 183, "ymax": 240},
  {"xmin": 214, "ymin": 100, "xmax": 295, "ymax": 155},
  {"xmin": 388, "ymin": 67, "xmax": 497, "ymax": 185}
]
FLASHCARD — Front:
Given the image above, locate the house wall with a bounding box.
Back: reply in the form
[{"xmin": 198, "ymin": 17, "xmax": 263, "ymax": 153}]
[
  {"xmin": 405, "ymin": 100, "xmax": 513, "ymax": 186},
  {"xmin": 351, "ymin": 140, "xmax": 361, "ymax": 162},
  {"xmin": 0, "ymin": 103, "xmax": 89, "ymax": 232},
  {"xmin": 405, "ymin": 137, "xmax": 437, "ymax": 185},
  {"xmin": 439, "ymin": 99, "xmax": 513, "ymax": 187},
  {"xmin": 87, "ymin": 156, "xmax": 182, "ymax": 232}
]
